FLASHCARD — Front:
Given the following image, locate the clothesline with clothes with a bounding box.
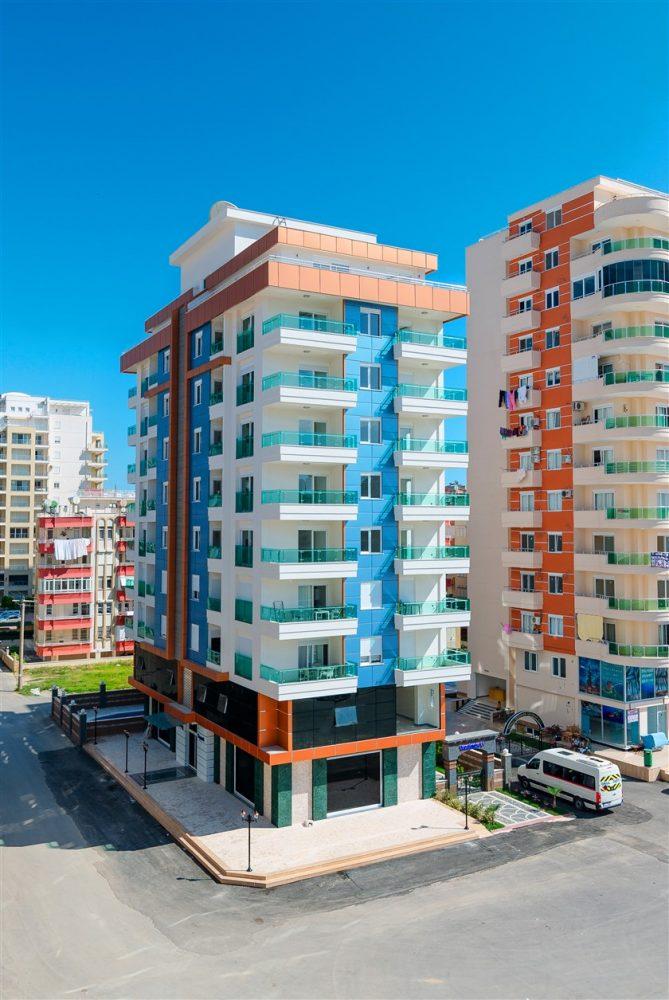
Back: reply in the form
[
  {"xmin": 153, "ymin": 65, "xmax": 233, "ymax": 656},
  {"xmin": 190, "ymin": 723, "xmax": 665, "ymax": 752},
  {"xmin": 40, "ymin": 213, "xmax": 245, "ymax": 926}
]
[
  {"xmin": 498, "ymin": 384, "xmax": 530, "ymax": 410},
  {"xmin": 53, "ymin": 537, "xmax": 90, "ymax": 561},
  {"xmin": 499, "ymin": 425, "xmax": 530, "ymax": 439}
]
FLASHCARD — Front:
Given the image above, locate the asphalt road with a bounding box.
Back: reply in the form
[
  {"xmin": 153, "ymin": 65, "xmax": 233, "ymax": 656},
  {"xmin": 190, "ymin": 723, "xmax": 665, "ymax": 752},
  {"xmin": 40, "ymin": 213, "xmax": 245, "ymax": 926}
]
[{"xmin": 2, "ymin": 679, "xmax": 668, "ymax": 1000}]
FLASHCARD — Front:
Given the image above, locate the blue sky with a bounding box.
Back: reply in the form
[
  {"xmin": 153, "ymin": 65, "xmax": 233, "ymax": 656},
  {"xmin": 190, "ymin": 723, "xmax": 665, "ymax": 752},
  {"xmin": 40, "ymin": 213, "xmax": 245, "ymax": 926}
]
[{"xmin": 1, "ymin": 1, "xmax": 667, "ymax": 487}]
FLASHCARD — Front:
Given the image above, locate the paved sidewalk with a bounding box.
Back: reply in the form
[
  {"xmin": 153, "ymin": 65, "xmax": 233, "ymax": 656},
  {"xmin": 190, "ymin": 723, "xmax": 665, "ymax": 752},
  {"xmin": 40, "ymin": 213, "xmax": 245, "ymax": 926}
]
[{"xmin": 469, "ymin": 789, "xmax": 552, "ymax": 826}]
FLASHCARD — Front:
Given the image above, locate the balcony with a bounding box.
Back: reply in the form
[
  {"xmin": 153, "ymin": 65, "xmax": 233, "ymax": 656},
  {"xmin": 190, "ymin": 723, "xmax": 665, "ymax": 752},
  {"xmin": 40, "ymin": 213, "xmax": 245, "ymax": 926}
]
[
  {"xmin": 139, "ymin": 458, "xmax": 157, "ymax": 478},
  {"xmin": 575, "ymin": 551, "xmax": 660, "ymax": 574},
  {"xmin": 501, "ymin": 427, "xmax": 541, "ymax": 450},
  {"xmin": 395, "ymin": 597, "xmax": 471, "ymax": 631},
  {"xmin": 211, "ymin": 336, "xmax": 224, "ymax": 357},
  {"xmin": 605, "ymin": 506, "xmax": 669, "ymax": 527},
  {"xmin": 572, "ymin": 280, "xmax": 669, "ymax": 319},
  {"xmin": 576, "ymin": 594, "xmax": 669, "ymax": 622},
  {"xmin": 501, "ymin": 307, "xmax": 540, "ymax": 337},
  {"xmin": 394, "ymin": 545, "xmax": 470, "ymax": 576},
  {"xmin": 260, "ymin": 489, "xmax": 358, "ymax": 521},
  {"xmin": 236, "ymin": 437, "xmax": 254, "ymax": 460},
  {"xmin": 261, "ymin": 371, "xmax": 357, "ymax": 410},
  {"xmin": 573, "ymin": 414, "xmax": 669, "ymax": 443},
  {"xmin": 261, "ymin": 313, "xmax": 358, "ymax": 354},
  {"xmin": 236, "ymin": 382, "xmax": 254, "ymax": 406},
  {"xmin": 237, "ymin": 328, "xmax": 254, "ymax": 354},
  {"xmin": 575, "ymin": 370, "xmax": 669, "ymax": 404},
  {"xmin": 128, "ymin": 386, "xmax": 138, "ymax": 402},
  {"xmin": 393, "ymin": 384, "xmax": 468, "ymax": 419},
  {"xmin": 603, "ymin": 322, "xmax": 669, "ymax": 344},
  {"xmin": 141, "ymin": 373, "xmax": 158, "ymax": 395},
  {"xmin": 502, "ymin": 229, "xmax": 540, "ymax": 260},
  {"xmin": 127, "ymin": 462, "xmax": 136, "ymax": 479},
  {"xmin": 260, "ymin": 546, "xmax": 358, "ymax": 581},
  {"xmin": 575, "ymin": 461, "xmax": 669, "ymax": 486},
  {"xmin": 501, "ymin": 589, "xmax": 543, "ymax": 611},
  {"xmin": 502, "ymin": 628, "xmax": 543, "ymax": 651},
  {"xmin": 234, "ymin": 598, "xmax": 253, "ymax": 624},
  {"xmin": 576, "ymin": 638, "xmax": 668, "ymax": 666},
  {"xmin": 140, "ymin": 499, "xmax": 156, "ymax": 517},
  {"xmin": 501, "ymin": 349, "xmax": 541, "ymax": 375},
  {"xmin": 393, "ymin": 328, "xmax": 467, "ymax": 369},
  {"xmin": 139, "ymin": 415, "xmax": 158, "ymax": 438},
  {"xmin": 501, "ymin": 468, "xmax": 542, "ymax": 489},
  {"xmin": 210, "ymin": 389, "xmax": 224, "ymax": 407},
  {"xmin": 127, "ymin": 424, "xmax": 137, "ymax": 442},
  {"xmin": 206, "ymin": 648, "xmax": 221, "ymax": 668},
  {"xmin": 260, "ymin": 603, "xmax": 358, "ymax": 640},
  {"xmin": 137, "ymin": 541, "xmax": 156, "ymax": 558},
  {"xmin": 394, "ymin": 491, "xmax": 469, "ymax": 522},
  {"xmin": 393, "ymin": 650, "xmax": 471, "ymax": 687},
  {"xmin": 501, "ymin": 549, "xmax": 543, "ymax": 569},
  {"xmin": 261, "ymin": 430, "xmax": 357, "ymax": 466},
  {"xmin": 393, "ymin": 437, "xmax": 468, "ymax": 470},
  {"xmin": 501, "ymin": 509, "xmax": 542, "ymax": 529},
  {"xmin": 259, "ymin": 662, "xmax": 358, "ymax": 701},
  {"xmin": 502, "ymin": 268, "xmax": 541, "ymax": 298},
  {"xmin": 234, "ymin": 545, "xmax": 253, "ymax": 568},
  {"xmin": 208, "ymin": 545, "xmax": 222, "ymax": 566}
]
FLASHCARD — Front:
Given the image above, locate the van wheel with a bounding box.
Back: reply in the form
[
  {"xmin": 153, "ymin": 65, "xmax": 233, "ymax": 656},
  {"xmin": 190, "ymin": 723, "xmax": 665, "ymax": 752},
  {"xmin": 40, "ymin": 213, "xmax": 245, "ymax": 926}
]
[
  {"xmin": 519, "ymin": 777, "xmax": 529, "ymax": 790},
  {"xmin": 573, "ymin": 797, "xmax": 585, "ymax": 811}
]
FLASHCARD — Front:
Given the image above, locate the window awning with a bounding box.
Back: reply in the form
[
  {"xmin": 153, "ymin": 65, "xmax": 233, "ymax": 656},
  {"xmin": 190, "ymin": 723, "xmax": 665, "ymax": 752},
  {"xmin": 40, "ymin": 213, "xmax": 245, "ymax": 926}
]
[{"xmin": 144, "ymin": 711, "xmax": 179, "ymax": 729}]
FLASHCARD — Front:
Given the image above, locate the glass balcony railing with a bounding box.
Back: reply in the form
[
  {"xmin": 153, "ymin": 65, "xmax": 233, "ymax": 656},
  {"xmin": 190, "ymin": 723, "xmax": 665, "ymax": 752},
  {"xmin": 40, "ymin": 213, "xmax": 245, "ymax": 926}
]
[
  {"xmin": 144, "ymin": 583, "xmax": 155, "ymax": 596},
  {"xmin": 261, "ymin": 430, "xmax": 357, "ymax": 449},
  {"xmin": 605, "ymin": 415, "xmax": 669, "ymax": 430},
  {"xmin": 208, "ymin": 545, "xmax": 222, "ymax": 559},
  {"xmin": 395, "ymin": 328, "xmax": 467, "ymax": 351},
  {"xmin": 211, "ymin": 337, "xmax": 224, "ymax": 355},
  {"xmin": 397, "ymin": 597, "xmax": 470, "ymax": 616},
  {"xmin": 260, "ymin": 662, "xmax": 357, "ymax": 684},
  {"xmin": 128, "ymin": 425, "xmax": 136, "ymax": 437},
  {"xmin": 140, "ymin": 415, "xmax": 158, "ymax": 436},
  {"xmin": 209, "ymin": 441, "xmax": 223, "ymax": 456},
  {"xmin": 261, "ymin": 547, "xmax": 356, "ymax": 563},
  {"xmin": 396, "ymin": 545, "xmax": 470, "ymax": 560},
  {"xmin": 137, "ymin": 623, "xmax": 154, "ymax": 640},
  {"xmin": 606, "ymin": 507, "xmax": 669, "ymax": 520},
  {"xmin": 260, "ymin": 604, "xmax": 356, "ymax": 623},
  {"xmin": 139, "ymin": 457, "xmax": 157, "ymax": 476},
  {"xmin": 235, "ymin": 652, "xmax": 252, "ymax": 679},
  {"xmin": 604, "ymin": 370, "xmax": 669, "ymax": 385},
  {"xmin": 606, "ymin": 461, "xmax": 669, "ymax": 475},
  {"xmin": 607, "ymin": 552, "xmax": 655, "ymax": 565},
  {"xmin": 236, "ymin": 383, "xmax": 254, "ymax": 406},
  {"xmin": 208, "ymin": 493, "xmax": 222, "ymax": 507},
  {"xmin": 140, "ymin": 499, "xmax": 156, "ymax": 515},
  {"xmin": 207, "ymin": 596, "xmax": 221, "ymax": 612},
  {"xmin": 262, "ymin": 313, "xmax": 357, "ymax": 337},
  {"xmin": 603, "ymin": 324, "xmax": 669, "ymax": 341},
  {"xmin": 127, "ymin": 463, "xmax": 136, "ymax": 475},
  {"xmin": 128, "ymin": 386, "xmax": 137, "ymax": 399},
  {"xmin": 603, "ymin": 279, "xmax": 669, "ymax": 298},
  {"xmin": 607, "ymin": 598, "xmax": 669, "ymax": 611},
  {"xmin": 126, "ymin": 502, "xmax": 135, "ymax": 514},
  {"xmin": 261, "ymin": 489, "xmax": 357, "ymax": 505},
  {"xmin": 206, "ymin": 648, "xmax": 221, "ymax": 665},
  {"xmin": 262, "ymin": 371, "xmax": 357, "ymax": 393},
  {"xmin": 602, "ymin": 237, "xmax": 669, "ymax": 254},
  {"xmin": 395, "ymin": 650, "xmax": 471, "ymax": 671},
  {"xmin": 235, "ymin": 598, "xmax": 253, "ymax": 624},
  {"xmin": 210, "ymin": 390, "xmax": 223, "ymax": 405},
  {"xmin": 137, "ymin": 581, "xmax": 146, "ymax": 596},
  {"xmin": 138, "ymin": 541, "xmax": 155, "ymax": 556},
  {"xmin": 607, "ymin": 642, "xmax": 668, "ymax": 659},
  {"xmin": 235, "ymin": 545, "xmax": 253, "ymax": 567},
  {"xmin": 237, "ymin": 329, "xmax": 254, "ymax": 354},
  {"xmin": 394, "ymin": 437, "xmax": 468, "ymax": 454},
  {"xmin": 141, "ymin": 373, "xmax": 158, "ymax": 394},
  {"xmin": 395, "ymin": 491, "xmax": 470, "ymax": 507},
  {"xmin": 235, "ymin": 491, "xmax": 253, "ymax": 513},
  {"xmin": 236, "ymin": 437, "xmax": 254, "ymax": 459},
  {"xmin": 394, "ymin": 384, "xmax": 468, "ymax": 402}
]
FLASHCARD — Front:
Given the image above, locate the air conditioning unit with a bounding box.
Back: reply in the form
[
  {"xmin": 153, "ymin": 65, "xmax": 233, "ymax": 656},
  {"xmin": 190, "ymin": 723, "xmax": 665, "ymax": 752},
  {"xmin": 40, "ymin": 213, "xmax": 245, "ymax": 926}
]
[
  {"xmin": 533, "ymin": 616, "xmax": 542, "ymax": 625},
  {"xmin": 573, "ymin": 401, "xmax": 584, "ymax": 412},
  {"xmin": 562, "ymin": 489, "xmax": 573, "ymax": 499},
  {"xmin": 564, "ymin": 454, "xmax": 572, "ymax": 464}
]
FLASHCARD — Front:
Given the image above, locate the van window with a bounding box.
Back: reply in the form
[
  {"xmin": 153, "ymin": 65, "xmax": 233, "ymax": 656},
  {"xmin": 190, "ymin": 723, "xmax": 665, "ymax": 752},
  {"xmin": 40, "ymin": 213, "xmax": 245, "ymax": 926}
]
[
  {"xmin": 526, "ymin": 757, "xmax": 541, "ymax": 770},
  {"xmin": 543, "ymin": 760, "xmax": 595, "ymax": 788}
]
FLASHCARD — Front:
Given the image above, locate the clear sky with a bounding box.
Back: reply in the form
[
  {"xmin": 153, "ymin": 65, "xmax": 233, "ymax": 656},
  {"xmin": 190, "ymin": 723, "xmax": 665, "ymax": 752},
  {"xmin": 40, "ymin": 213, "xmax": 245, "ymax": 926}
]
[{"xmin": 1, "ymin": 0, "xmax": 667, "ymax": 487}]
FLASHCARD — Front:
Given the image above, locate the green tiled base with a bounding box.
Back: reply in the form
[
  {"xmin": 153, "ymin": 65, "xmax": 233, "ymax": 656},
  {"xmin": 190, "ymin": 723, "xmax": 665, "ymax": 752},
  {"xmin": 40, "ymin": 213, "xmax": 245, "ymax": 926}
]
[
  {"xmin": 312, "ymin": 759, "xmax": 327, "ymax": 820},
  {"xmin": 254, "ymin": 757, "xmax": 264, "ymax": 814},
  {"xmin": 382, "ymin": 748, "xmax": 398, "ymax": 806},
  {"xmin": 421, "ymin": 741, "xmax": 437, "ymax": 799},
  {"xmin": 271, "ymin": 763, "xmax": 292, "ymax": 827},
  {"xmin": 225, "ymin": 741, "xmax": 234, "ymax": 793}
]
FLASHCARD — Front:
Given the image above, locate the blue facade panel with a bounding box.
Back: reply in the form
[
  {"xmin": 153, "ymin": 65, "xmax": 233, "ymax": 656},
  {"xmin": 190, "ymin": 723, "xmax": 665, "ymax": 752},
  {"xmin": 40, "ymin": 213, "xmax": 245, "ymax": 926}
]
[
  {"xmin": 152, "ymin": 345, "xmax": 172, "ymax": 650},
  {"xmin": 186, "ymin": 323, "xmax": 212, "ymax": 665}
]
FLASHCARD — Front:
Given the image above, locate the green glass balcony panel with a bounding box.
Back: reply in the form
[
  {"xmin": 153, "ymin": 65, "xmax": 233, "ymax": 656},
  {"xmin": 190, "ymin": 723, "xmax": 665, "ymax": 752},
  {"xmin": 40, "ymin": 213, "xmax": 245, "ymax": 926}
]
[
  {"xmin": 211, "ymin": 337, "xmax": 224, "ymax": 355},
  {"xmin": 394, "ymin": 384, "xmax": 468, "ymax": 401},
  {"xmin": 141, "ymin": 373, "xmax": 158, "ymax": 394},
  {"xmin": 607, "ymin": 643, "xmax": 668, "ymax": 659},
  {"xmin": 126, "ymin": 502, "xmax": 135, "ymax": 513},
  {"xmin": 208, "ymin": 493, "xmax": 222, "ymax": 507},
  {"xmin": 261, "ymin": 547, "xmax": 357, "ymax": 563},
  {"xmin": 608, "ymin": 598, "xmax": 669, "ymax": 611},
  {"xmin": 237, "ymin": 329, "xmax": 254, "ymax": 354},
  {"xmin": 261, "ymin": 430, "xmax": 357, "ymax": 449},
  {"xmin": 395, "ymin": 650, "xmax": 471, "ymax": 671},
  {"xmin": 128, "ymin": 386, "xmax": 137, "ymax": 399},
  {"xmin": 260, "ymin": 489, "xmax": 357, "ymax": 505},
  {"xmin": 602, "ymin": 237, "xmax": 669, "ymax": 254},
  {"xmin": 137, "ymin": 581, "xmax": 146, "ymax": 596},
  {"xmin": 147, "ymin": 457, "xmax": 157, "ymax": 469},
  {"xmin": 207, "ymin": 596, "xmax": 221, "ymax": 612},
  {"xmin": 235, "ymin": 491, "xmax": 253, "ymax": 513},
  {"xmin": 606, "ymin": 461, "xmax": 669, "ymax": 475},
  {"xmin": 236, "ymin": 382, "xmax": 254, "ymax": 406},
  {"xmin": 260, "ymin": 662, "xmax": 357, "ymax": 684},
  {"xmin": 395, "ymin": 328, "xmax": 467, "ymax": 351},
  {"xmin": 127, "ymin": 424, "xmax": 136, "ymax": 436},
  {"xmin": 209, "ymin": 441, "xmax": 223, "ymax": 456},
  {"xmin": 604, "ymin": 324, "xmax": 669, "ymax": 341},
  {"xmin": 234, "ymin": 651, "xmax": 252, "ymax": 679},
  {"xmin": 207, "ymin": 648, "xmax": 221, "ymax": 665},
  {"xmin": 605, "ymin": 415, "xmax": 669, "ymax": 430},
  {"xmin": 606, "ymin": 507, "xmax": 669, "ymax": 520},
  {"xmin": 396, "ymin": 491, "xmax": 469, "ymax": 507},
  {"xmin": 144, "ymin": 625, "xmax": 154, "ymax": 640},
  {"xmin": 396, "ymin": 545, "xmax": 470, "ymax": 560},
  {"xmin": 236, "ymin": 437, "xmax": 254, "ymax": 459},
  {"xmin": 606, "ymin": 552, "xmax": 652, "ymax": 565},
  {"xmin": 234, "ymin": 598, "xmax": 253, "ymax": 624},
  {"xmin": 262, "ymin": 313, "xmax": 357, "ymax": 337},
  {"xmin": 235, "ymin": 545, "xmax": 253, "ymax": 567},
  {"xmin": 603, "ymin": 279, "xmax": 669, "ymax": 298},
  {"xmin": 210, "ymin": 390, "xmax": 224, "ymax": 405},
  {"xmin": 145, "ymin": 541, "xmax": 156, "ymax": 553},
  {"xmin": 395, "ymin": 437, "xmax": 468, "ymax": 454},
  {"xmin": 144, "ymin": 583, "xmax": 155, "ymax": 596},
  {"xmin": 260, "ymin": 603, "xmax": 356, "ymax": 623},
  {"xmin": 208, "ymin": 545, "xmax": 222, "ymax": 559},
  {"xmin": 604, "ymin": 370, "xmax": 669, "ymax": 385},
  {"xmin": 139, "ymin": 499, "xmax": 156, "ymax": 516},
  {"xmin": 262, "ymin": 371, "xmax": 357, "ymax": 393},
  {"xmin": 139, "ymin": 461, "xmax": 147, "ymax": 476},
  {"xmin": 397, "ymin": 597, "xmax": 470, "ymax": 616},
  {"xmin": 127, "ymin": 463, "xmax": 136, "ymax": 475}
]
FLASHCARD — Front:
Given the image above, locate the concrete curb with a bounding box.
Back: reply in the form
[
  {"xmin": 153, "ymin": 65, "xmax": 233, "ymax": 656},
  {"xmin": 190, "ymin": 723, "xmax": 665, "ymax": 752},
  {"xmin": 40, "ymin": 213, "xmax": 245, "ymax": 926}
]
[{"xmin": 85, "ymin": 744, "xmax": 483, "ymax": 889}]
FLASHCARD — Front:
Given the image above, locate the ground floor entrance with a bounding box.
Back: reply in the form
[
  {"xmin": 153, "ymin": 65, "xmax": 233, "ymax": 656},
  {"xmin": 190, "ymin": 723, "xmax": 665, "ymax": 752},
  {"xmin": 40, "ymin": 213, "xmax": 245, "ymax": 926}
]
[
  {"xmin": 326, "ymin": 751, "xmax": 381, "ymax": 816},
  {"xmin": 234, "ymin": 746, "xmax": 256, "ymax": 805}
]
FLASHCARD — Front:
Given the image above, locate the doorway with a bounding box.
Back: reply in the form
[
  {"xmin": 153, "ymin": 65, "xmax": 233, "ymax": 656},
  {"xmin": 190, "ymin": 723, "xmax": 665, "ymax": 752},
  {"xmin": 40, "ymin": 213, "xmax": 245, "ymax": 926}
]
[
  {"xmin": 234, "ymin": 746, "xmax": 256, "ymax": 805},
  {"xmin": 326, "ymin": 752, "xmax": 381, "ymax": 816}
]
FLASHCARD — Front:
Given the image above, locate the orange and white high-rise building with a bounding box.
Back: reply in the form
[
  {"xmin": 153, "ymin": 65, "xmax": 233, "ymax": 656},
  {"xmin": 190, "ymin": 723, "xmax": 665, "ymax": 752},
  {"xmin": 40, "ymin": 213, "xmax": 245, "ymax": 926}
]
[{"xmin": 467, "ymin": 176, "xmax": 669, "ymax": 748}]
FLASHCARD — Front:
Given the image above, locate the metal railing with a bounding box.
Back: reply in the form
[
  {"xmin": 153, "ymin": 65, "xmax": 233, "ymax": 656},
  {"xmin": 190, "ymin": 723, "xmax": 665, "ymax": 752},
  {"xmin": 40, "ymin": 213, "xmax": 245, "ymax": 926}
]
[
  {"xmin": 603, "ymin": 279, "xmax": 669, "ymax": 298},
  {"xmin": 604, "ymin": 324, "xmax": 669, "ymax": 341},
  {"xmin": 206, "ymin": 648, "xmax": 221, "ymax": 665},
  {"xmin": 260, "ymin": 603, "xmax": 356, "ymax": 623},
  {"xmin": 606, "ymin": 507, "xmax": 669, "ymax": 520},
  {"xmin": 262, "ymin": 430, "xmax": 357, "ymax": 449},
  {"xmin": 261, "ymin": 489, "xmax": 357, "ymax": 505},
  {"xmin": 607, "ymin": 642, "xmax": 668, "ymax": 659},
  {"xmin": 260, "ymin": 662, "xmax": 357, "ymax": 684},
  {"xmin": 606, "ymin": 461, "xmax": 669, "ymax": 475},
  {"xmin": 394, "ymin": 384, "xmax": 468, "ymax": 402},
  {"xmin": 261, "ymin": 547, "xmax": 356, "ymax": 563},
  {"xmin": 262, "ymin": 313, "xmax": 357, "ymax": 337},
  {"xmin": 395, "ymin": 328, "xmax": 467, "ymax": 351},
  {"xmin": 395, "ymin": 491, "xmax": 470, "ymax": 507},
  {"xmin": 605, "ymin": 415, "xmax": 668, "ymax": 430},
  {"xmin": 602, "ymin": 237, "xmax": 669, "ymax": 254},
  {"xmin": 394, "ymin": 437, "xmax": 468, "ymax": 454},
  {"xmin": 396, "ymin": 545, "xmax": 470, "ymax": 560},
  {"xmin": 604, "ymin": 370, "xmax": 669, "ymax": 385},
  {"xmin": 262, "ymin": 371, "xmax": 357, "ymax": 393},
  {"xmin": 237, "ymin": 329, "xmax": 254, "ymax": 354},
  {"xmin": 265, "ymin": 254, "xmax": 467, "ymax": 292},
  {"xmin": 607, "ymin": 597, "xmax": 669, "ymax": 611},
  {"xmin": 395, "ymin": 650, "xmax": 471, "ymax": 671},
  {"xmin": 397, "ymin": 597, "xmax": 470, "ymax": 616}
]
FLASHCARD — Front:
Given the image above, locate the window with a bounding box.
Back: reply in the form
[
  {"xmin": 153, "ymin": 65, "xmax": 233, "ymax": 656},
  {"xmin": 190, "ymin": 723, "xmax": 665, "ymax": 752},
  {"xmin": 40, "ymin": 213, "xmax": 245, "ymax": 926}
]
[
  {"xmin": 161, "ymin": 570, "xmax": 167, "ymax": 594},
  {"xmin": 360, "ymin": 580, "xmax": 382, "ymax": 609},
  {"xmin": 360, "ymin": 307, "xmax": 381, "ymax": 337},
  {"xmin": 548, "ymin": 574, "xmax": 563, "ymax": 594},
  {"xmin": 193, "ymin": 427, "xmax": 202, "ymax": 454},
  {"xmin": 161, "ymin": 525, "xmax": 168, "ymax": 548},
  {"xmin": 160, "ymin": 614, "xmax": 167, "ymax": 639},
  {"xmin": 520, "ymin": 533, "xmax": 535, "ymax": 552},
  {"xmin": 545, "ymin": 327, "xmax": 560, "ymax": 350},
  {"xmin": 545, "ymin": 248, "xmax": 559, "ymax": 270},
  {"xmin": 546, "ymin": 208, "xmax": 562, "ymax": 230},
  {"xmin": 518, "ymin": 296, "xmax": 533, "ymax": 314},
  {"xmin": 360, "ymin": 474, "xmax": 382, "ymax": 499},
  {"xmin": 518, "ymin": 258, "xmax": 533, "ymax": 274},
  {"xmin": 193, "ymin": 380, "xmax": 202, "ymax": 406},
  {"xmin": 360, "ymin": 636, "xmax": 382, "ymax": 665},
  {"xmin": 519, "ymin": 451, "xmax": 533, "ymax": 471},
  {"xmin": 594, "ymin": 490, "xmax": 614, "ymax": 511},
  {"xmin": 518, "ymin": 335, "xmax": 533, "ymax": 353},
  {"xmin": 162, "ymin": 436, "xmax": 169, "ymax": 460},
  {"xmin": 190, "ymin": 623, "xmax": 199, "ymax": 652},
  {"xmin": 162, "ymin": 481, "xmax": 169, "ymax": 505},
  {"xmin": 163, "ymin": 393, "xmax": 170, "ymax": 417},
  {"xmin": 519, "ymin": 219, "xmax": 533, "ymax": 235},
  {"xmin": 546, "ymin": 368, "xmax": 561, "ymax": 387},
  {"xmin": 547, "ymin": 490, "xmax": 563, "ymax": 511},
  {"xmin": 545, "ymin": 288, "xmax": 559, "ymax": 309},
  {"xmin": 191, "ymin": 574, "xmax": 200, "ymax": 601},
  {"xmin": 548, "ymin": 615, "xmax": 564, "ymax": 637},
  {"xmin": 521, "ymin": 573, "xmax": 535, "ymax": 592},
  {"xmin": 573, "ymin": 275, "xmax": 596, "ymax": 300},
  {"xmin": 594, "ymin": 577, "xmax": 615, "ymax": 599},
  {"xmin": 593, "ymin": 534, "xmax": 615, "ymax": 554},
  {"xmin": 520, "ymin": 492, "xmax": 535, "ymax": 511},
  {"xmin": 359, "ymin": 365, "xmax": 381, "ymax": 390},
  {"xmin": 546, "ymin": 408, "xmax": 561, "ymax": 429},
  {"xmin": 524, "ymin": 651, "xmax": 538, "ymax": 672},
  {"xmin": 360, "ymin": 419, "xmax": 381, "ymax": 444},
  {"xmin": 192, "ymin": 477, "xmax": 201, "ymax": 502},
  {"xmin": 360, "ymin": 528, "xmax": 382, "ymax": 554},
  {"xmin": 193, "ymin": 330, "xmax": 203, "ymax": 359},
  {"xmin": 163, "ymin": 348, "xmax": 171, "ymax": 374},
  {"xmin": 192, "ymin": 526, "xmax": 201, "ymax": 551},
  {"xmin": 547, "ymin": 449, "xmax": 562, "ymax": 470}
]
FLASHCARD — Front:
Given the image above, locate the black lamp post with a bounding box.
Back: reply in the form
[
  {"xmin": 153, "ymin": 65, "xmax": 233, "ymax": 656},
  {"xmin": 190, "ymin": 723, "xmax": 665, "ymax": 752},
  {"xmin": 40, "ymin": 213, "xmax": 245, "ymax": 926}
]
[
  {"xmin": 464, "ymin": 772, "xmax": 470, "ymax": 831},
  {"xmin": 123, "ymin": 730, "xmax": 130, "ymax": 773},
  {"xmin": 93, "ymin": 705, "xmax": 99, "ymax": 745},
  {"xmin": 241, "ymin": 808, "xmax": 259, "ymax": 872},
  {"xmin": 142, "ymin": 740, "xmax": 149, "ymax": 789}
]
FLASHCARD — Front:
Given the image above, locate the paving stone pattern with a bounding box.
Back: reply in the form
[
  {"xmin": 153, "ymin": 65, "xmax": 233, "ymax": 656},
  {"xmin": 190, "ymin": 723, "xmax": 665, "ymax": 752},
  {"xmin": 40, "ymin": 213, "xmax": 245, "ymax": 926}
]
[{"xmin": 468, "ymin": 789, "xmax": 551, "ymax": 825}]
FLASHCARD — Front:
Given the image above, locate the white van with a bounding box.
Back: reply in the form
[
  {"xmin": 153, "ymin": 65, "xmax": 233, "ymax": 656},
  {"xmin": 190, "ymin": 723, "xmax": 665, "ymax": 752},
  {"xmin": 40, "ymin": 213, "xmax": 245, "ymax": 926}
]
[{"xmin": 517, "ymin": 748, "xmax": 623, "ymax": 811}]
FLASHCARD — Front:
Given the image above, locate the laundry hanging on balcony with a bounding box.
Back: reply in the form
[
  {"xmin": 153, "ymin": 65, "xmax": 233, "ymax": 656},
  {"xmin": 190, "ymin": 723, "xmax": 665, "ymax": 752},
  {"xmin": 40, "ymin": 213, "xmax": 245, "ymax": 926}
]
[
  {"xmin": 54, "ymin": 537, "xmax": 89, "ymax": 561},
  {"xmin": 499, "ymin": 425, "xmax": 529, "ymax": 438}
]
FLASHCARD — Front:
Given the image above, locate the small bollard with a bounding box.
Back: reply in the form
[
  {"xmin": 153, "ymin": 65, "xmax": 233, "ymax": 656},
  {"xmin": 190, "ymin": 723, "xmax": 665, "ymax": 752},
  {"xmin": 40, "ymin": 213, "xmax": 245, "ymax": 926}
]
[{"xmin": 501, "ymin": 747, "xmax": 512, "ymax": 789}]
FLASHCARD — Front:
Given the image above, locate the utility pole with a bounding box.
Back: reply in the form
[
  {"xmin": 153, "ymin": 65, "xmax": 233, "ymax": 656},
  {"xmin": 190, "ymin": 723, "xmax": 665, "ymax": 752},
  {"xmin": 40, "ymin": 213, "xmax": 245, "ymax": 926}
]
[{"xmin": 17, "ymin": 598, "xmax": 26, "ymax": 692}]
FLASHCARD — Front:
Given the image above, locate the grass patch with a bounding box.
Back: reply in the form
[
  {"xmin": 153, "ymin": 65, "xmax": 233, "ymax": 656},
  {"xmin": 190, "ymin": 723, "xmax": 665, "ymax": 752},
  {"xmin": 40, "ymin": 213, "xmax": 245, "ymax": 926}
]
[
  {"xmin": 499, "ymin": 786, "xmax": 564, "ymax": 816},
  {"xmin": 19, "ymin": 660, "xmax": 132, "ymax": 696},
  {"xmin": 434, "ymin": 788, "xmax": 504, "ymax": 832}
]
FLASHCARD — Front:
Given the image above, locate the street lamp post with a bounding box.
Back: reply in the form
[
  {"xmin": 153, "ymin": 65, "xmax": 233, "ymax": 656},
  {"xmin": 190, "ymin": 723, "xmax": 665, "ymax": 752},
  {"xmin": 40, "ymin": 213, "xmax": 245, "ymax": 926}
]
[
  {"xmin": 241, "ymin": 808, "xmax": 259, "ymax": 872},
  {"xmin": 123, "ymin": 730, "xmax": 130, "ymax": 773},
  {"xmin": 16, "ymin": 597, "xmax": 34, "ymax": 693},
  {"xmin": 142, "ymin": 740, "xmax": 149, "ymax": 789},
  {"xmin": 464, "ymin": 772, "xmax": 470, "ymax": 831}
]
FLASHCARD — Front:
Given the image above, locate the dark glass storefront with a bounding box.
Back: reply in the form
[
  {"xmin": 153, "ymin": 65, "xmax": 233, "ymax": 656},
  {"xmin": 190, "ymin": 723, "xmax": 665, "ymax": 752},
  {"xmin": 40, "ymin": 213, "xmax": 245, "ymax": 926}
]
[
  {"xmin": 193, "ymin": 679, "xmax": 257, "ymax": 745},
  {"xmin": 327, "ymin": 752, "xmax": 381, "ymax": 815},
  {"xmin": 235, "ymin": 747, "xmax": 256, "ymax": 804},
  {"xmin": 293, "ymin": 685, "xmax": 396, "ymax": 750}
]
